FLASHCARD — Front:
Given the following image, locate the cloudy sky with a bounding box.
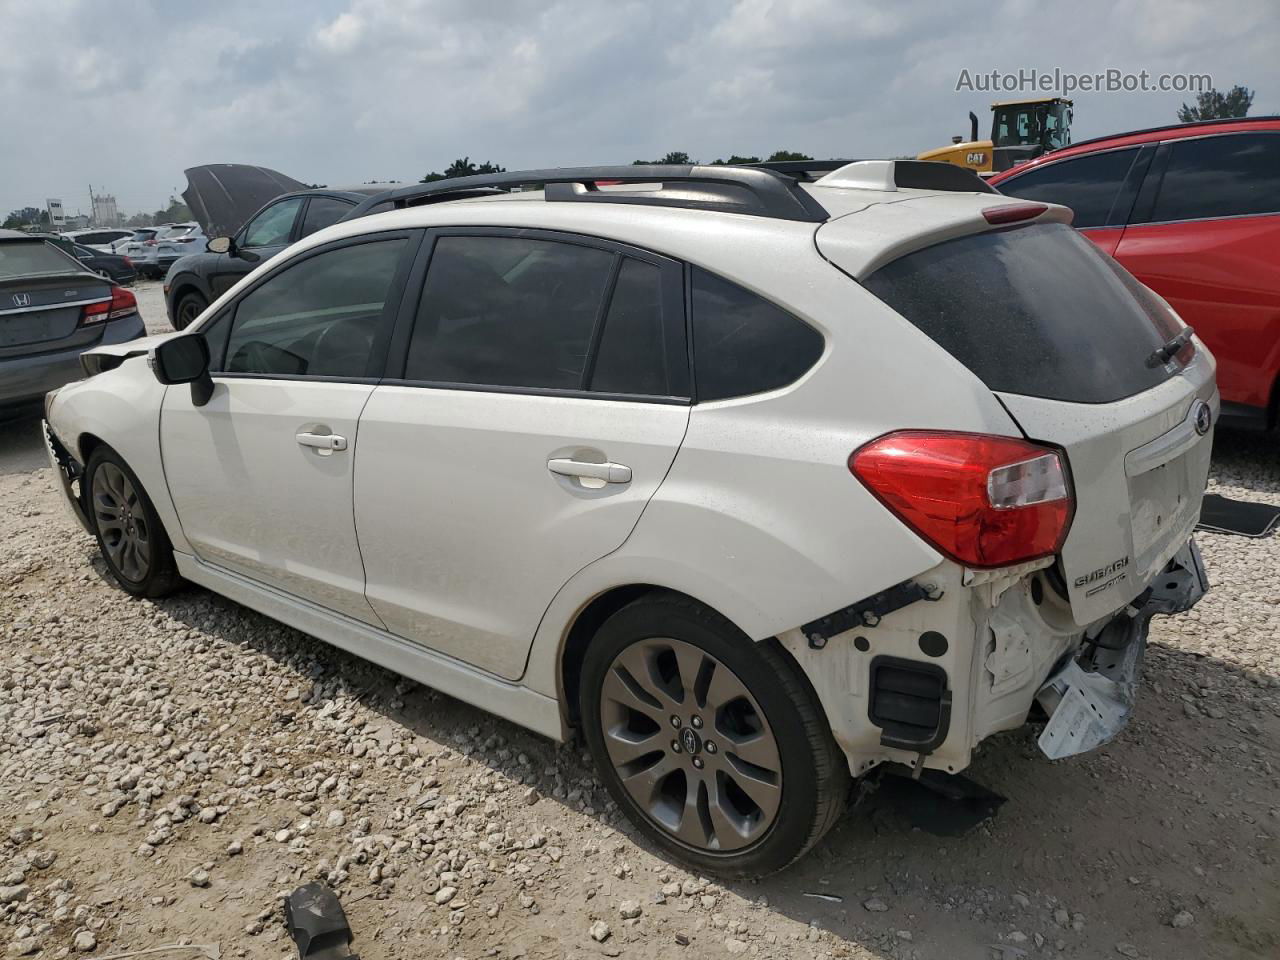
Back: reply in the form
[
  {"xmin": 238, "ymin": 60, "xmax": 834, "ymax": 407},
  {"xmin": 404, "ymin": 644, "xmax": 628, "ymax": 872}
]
[{"xmin": 0, "ymin": 0, "xmax": 1275, "ymax": 218}]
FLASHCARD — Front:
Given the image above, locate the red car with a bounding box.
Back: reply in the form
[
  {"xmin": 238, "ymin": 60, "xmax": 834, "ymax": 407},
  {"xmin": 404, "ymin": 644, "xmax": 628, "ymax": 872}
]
[{"xmin": 989, "ymin": 116, "xmax": 1280, "ymax": 429}]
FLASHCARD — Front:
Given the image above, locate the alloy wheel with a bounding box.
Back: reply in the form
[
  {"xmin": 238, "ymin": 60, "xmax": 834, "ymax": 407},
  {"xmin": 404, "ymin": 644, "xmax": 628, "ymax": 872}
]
[
  {"xmin": 599, "ymin": 637, "xmax": 782, "ymax": 852},
  {"xmin": 92, "ymin": 462, "xmax": 151, "ymax": 581}
]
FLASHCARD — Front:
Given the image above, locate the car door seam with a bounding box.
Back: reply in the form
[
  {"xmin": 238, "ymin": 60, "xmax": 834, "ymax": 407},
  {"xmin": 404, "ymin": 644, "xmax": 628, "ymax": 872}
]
[
  {"xmin": 511, "ymin": 404, "xmax": 693, "ymax": 683},
  {"xmin": 351, "ymin": 383, "xmax": 391, "ymax": 632}
]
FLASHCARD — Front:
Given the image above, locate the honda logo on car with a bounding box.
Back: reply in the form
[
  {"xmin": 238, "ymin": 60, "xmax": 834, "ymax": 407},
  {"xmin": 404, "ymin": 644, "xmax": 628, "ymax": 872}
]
[
  {"xmin": 1075, "ymin": 556, "xmax": 1130, "ymax": 597},
  {"xmin": 11, "ymin": 293, "xmax": 31, "ymax": 307}
]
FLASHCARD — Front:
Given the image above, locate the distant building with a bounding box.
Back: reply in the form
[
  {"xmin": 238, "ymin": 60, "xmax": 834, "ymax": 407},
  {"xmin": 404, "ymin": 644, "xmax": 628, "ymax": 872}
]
[{"xmin": 91, "ymin": 193, "xmax": 120, "ymax": 227}]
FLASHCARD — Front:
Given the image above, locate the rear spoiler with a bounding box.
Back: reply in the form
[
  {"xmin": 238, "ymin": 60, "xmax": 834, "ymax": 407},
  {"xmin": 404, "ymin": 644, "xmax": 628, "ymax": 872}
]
[{"xmin": 813, "ymin": 160, "xmax": 998, "ymax": 194}]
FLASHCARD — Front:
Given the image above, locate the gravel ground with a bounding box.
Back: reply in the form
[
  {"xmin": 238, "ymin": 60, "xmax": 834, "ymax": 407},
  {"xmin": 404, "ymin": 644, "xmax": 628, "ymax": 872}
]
[{"xmin": 1, "ymin": 286, "xmax": 1276, "ymax": 959}]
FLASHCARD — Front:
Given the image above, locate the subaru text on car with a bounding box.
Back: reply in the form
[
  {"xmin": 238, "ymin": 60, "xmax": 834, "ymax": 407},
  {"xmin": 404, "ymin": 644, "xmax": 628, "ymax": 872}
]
[{"xmin": 43, "ymin": 162, "xmax": 1213, "ymax": 875}]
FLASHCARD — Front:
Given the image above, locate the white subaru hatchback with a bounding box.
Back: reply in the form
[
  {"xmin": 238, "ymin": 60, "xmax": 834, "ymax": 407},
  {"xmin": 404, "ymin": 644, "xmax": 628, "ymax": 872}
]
[{"xmin": 43, "ymin": 161, "xmax": 1214, "ymax": 876}]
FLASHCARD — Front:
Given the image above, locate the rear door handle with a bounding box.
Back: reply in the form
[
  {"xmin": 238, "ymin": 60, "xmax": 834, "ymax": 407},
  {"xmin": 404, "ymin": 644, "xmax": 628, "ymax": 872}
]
[
  {"xmin": 547, "ymin": 458, "xmax": 632, "ymax": 484},
  {"xmin": 297, "ymin": 431, "xmax": 348, "ymax": 453}
]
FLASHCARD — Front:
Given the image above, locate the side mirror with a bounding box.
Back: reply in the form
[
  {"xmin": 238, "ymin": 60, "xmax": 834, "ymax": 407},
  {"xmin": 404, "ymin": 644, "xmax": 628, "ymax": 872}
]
[
  {"xmin": 151, "ymin": 335, "xmax": 215, "ymax": 407},
  {"xmin": 206, "ymin": 236, "xmax": 234, "ymax": 255}
]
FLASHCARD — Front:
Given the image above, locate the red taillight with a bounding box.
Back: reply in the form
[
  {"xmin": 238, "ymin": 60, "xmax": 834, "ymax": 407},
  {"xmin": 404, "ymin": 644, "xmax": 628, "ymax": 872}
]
[
  {"xmin": 122, "ymin": 256, "xmax": 134, "ymax": 266},
  {"xmin": 850, "ymin": 431, "xmax": 1073, "ymax": 569},
  {"xmin": 982, "ymin": 203, "xmax": 1048, "ymax": 225},
  {"xmin": 80, "ymin": 287, "xmax": 138, "ymax": 326}
]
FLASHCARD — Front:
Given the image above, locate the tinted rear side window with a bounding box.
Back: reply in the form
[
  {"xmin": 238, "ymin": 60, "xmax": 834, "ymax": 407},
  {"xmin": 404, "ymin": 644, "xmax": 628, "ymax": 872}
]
[
  {"xmin": 406, "ymin": 236, "xmax": 613, "ymax": 390},
  {"xmin": 997, "ymin": 148, "xmax": 1138, "ymax": 228},
  {"xmin": 300, "ymin": 197, "xmax": 354, "ymax": 237},
  {"xmin": 691, "ymin": 268, "xmax": 823, "ymax": 401},
  {"xmin": 1149, "ymin": 133, "xmax": 1280, "ymax": 222},
  {"xmin": 862, "ymin": 222, "xmax": 1182, "ymax": 404},
  {"xmin": 589, "ymin": 258, "xmax": 674, "ymax": 396}
]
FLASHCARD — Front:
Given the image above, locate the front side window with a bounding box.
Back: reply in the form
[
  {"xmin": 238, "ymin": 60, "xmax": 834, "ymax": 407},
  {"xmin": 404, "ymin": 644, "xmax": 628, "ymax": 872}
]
[
  {"xmin": 405, "ymin": 236, "xmax": 614, "ymax": 390},
  {"xmin": 300, "ymin": 197, "xmax": 354, "ymax": 237},
  {"xmin": 241, "ymin": 198, "xmax": 303, "ymax": 248},
  {"xmin": 691, "ymin": 267, "xmax": 823, "ymax": 401},
  {"xmin": 1148, "ymin": 133, "xmax": 1280, "ymax": 222},
  {"xmin": 222, "ymin": 238, "xmax": 406, "ymax": 378},
  {"xmin": 997, "ymin": 148, "xmax": 1139, "ymax": 228}
]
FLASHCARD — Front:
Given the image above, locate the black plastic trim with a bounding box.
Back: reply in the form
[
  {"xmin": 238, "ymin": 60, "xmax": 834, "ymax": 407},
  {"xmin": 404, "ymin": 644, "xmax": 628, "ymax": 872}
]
[
  {"xmin": 377, "ymin": 379, "xmax": 690, "ymax": 405},
  {"xmin": 347, "ymin": 165, "xmax": 831, "ymax": 222},
  {"xmin": 1106, "ymin": 144, "xmax": 1155, "ymax": 227},
  {"xmin": 802, "ymin": 579, "xmax": 943, "ymax": 648},
  {"xmin": 867, "ymin": 656, "xmax": 952, "ymax": 754},
  {"xmin": 892, "ymin": 160, "xmax": 998, "ymax": 194}
]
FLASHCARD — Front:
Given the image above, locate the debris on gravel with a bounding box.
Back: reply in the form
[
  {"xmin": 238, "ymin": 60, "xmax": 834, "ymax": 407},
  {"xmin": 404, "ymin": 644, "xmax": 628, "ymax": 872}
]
[{"xmin": 1, "ymin": 363, "xmax": 1278, "ymax": 960}]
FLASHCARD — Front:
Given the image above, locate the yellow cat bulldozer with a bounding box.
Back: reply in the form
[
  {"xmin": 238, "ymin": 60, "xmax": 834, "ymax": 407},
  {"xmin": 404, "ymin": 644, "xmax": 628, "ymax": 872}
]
[{"xmin": 919, "ymin": 97, "xmax": 1073, "ymax": 174}]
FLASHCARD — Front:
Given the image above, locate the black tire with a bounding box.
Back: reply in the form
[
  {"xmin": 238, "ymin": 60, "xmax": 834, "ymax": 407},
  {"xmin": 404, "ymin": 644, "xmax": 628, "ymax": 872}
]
[
  {"xmin": 580, "ymin": 593, "xmax": 848, "ymax": 877},
  {"xmin": 173, "ymin": 291, "xmax": 208, "ymax": 330},
  {"xmin": 85, "ymin": 445, "xmax": 181, "ymax": 598}
]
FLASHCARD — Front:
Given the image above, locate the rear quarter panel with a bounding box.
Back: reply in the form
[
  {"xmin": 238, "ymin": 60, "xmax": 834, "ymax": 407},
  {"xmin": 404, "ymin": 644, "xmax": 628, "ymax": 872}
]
[{"xmin": 521, "ymin": 248, "xmax": 1024, "ymax": 697}]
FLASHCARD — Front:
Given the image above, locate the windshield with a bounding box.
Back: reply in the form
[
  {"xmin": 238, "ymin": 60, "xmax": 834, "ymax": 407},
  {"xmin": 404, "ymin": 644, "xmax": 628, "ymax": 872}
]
[
  {"xmin": 993, "ymin": 104, "xmax": 1069, "ymax": 150},
  {"xmin": 0, "ymin": 240, "xmax": 83, "ymax": 281},
  {"xmin": 862, "ymin": 222, "xmax": 1188, "ymax": 404}
]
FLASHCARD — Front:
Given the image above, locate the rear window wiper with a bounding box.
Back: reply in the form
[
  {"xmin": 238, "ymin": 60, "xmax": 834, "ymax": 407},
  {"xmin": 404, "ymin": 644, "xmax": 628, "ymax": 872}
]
[{"xmin": 1147, "ymin": 327, "xmax": 1194, "ymax": 368}]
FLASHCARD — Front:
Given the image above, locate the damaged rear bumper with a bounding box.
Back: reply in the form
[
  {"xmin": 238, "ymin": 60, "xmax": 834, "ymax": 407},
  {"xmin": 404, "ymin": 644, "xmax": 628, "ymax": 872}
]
[{"xmin": 1034, "ymin": 539, "xmax": 1207, "ymax": 759}]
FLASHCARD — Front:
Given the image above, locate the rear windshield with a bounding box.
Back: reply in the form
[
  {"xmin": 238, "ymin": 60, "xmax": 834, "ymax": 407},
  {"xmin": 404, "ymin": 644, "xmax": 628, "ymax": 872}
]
[
  {"xmin": 862, "ymin": 222, "xmax": 1184, "ymax": 403},
  {"xmin": 0, "ymin": 240, "xmax": 81, "ymax": 281}
]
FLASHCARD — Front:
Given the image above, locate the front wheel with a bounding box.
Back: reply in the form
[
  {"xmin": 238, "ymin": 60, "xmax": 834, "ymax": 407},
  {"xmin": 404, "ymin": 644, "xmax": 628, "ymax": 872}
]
[
  {"xmin": 86, "ymin": 445, "xmax": 181, "ymax": 598},
  {"xmin": 580, "ymin": 594, "xmax": 848, "ymax": 877},
  {"xmin": 173, "ymin": 291, "xmax": 208, "ymax": 330}
]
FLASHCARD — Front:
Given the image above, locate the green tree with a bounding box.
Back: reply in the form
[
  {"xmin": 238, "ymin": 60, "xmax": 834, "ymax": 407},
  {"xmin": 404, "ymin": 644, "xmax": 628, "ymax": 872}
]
[
  {"xmin": 765, "ymin": 150, "xmax": 813, "ymax": 162},
  {"xmin": 151, "ymin": 196, "xmax": 193, "ymax": 224},
  {"xmin": 3, "ymin": 206, "xmax": 45, "ymax": 228},
  {"xmin": 1177, "ymin": 85, "xmax": 1254, "ymax": 122},
  {"xmin": 710, "ymin": 155, "xmax": 762, "ymax": 165},
  {"xmin": 420, "ymin": 157, "xmax": 506, "ymax": 182},
  {"xmin": 633, "ymin": 151, "xmax": 695, "ymax": 165}
]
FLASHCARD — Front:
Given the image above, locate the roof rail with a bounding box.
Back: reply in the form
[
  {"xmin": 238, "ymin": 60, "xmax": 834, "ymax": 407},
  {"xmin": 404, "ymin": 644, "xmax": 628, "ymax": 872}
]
[
  {"xmin": 347, "ymin": 165, "xmax": 830, "ymax": 222},
  {"xmin": 747, "ymin": 159, "xmax": 857, "ymax": 182},
  {"xmin": 814, "ymin": 160, "xmax": 997, "ymax": 194}
]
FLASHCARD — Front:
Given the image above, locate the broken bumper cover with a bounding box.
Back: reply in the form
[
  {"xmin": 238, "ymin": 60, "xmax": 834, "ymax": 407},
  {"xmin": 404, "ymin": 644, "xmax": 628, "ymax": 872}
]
[
  {"xmin": 42, "ymin": 419, "xmax": 93, "ymax": 536},
  {"xmin": 1034, "ymin": 539, "xmax": 1207, "ymax": 760}
]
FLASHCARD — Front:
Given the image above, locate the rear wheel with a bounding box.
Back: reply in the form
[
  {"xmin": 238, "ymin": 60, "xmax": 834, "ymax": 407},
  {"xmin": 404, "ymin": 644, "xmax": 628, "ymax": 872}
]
[
  {"xmin": 580, "ymin": 594, "xmax": 848, "ymax": 876},
  {"xmin": 86, "ymin": 445, "xmax": 180, "ymax": 598},
  {"xmin": 173, "ymin": 291, "xmax": 208, "ymax": 330}
]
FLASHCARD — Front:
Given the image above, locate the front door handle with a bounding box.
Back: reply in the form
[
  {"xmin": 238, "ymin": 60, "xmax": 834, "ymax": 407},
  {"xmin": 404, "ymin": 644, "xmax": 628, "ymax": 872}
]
[
  {"xmin": 547, "ymin": 458, "xmax": 632, "ymax": 484},
  {"xmin": 297, "ymin": 431, "xmax": 348, "ymax": 453}
]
